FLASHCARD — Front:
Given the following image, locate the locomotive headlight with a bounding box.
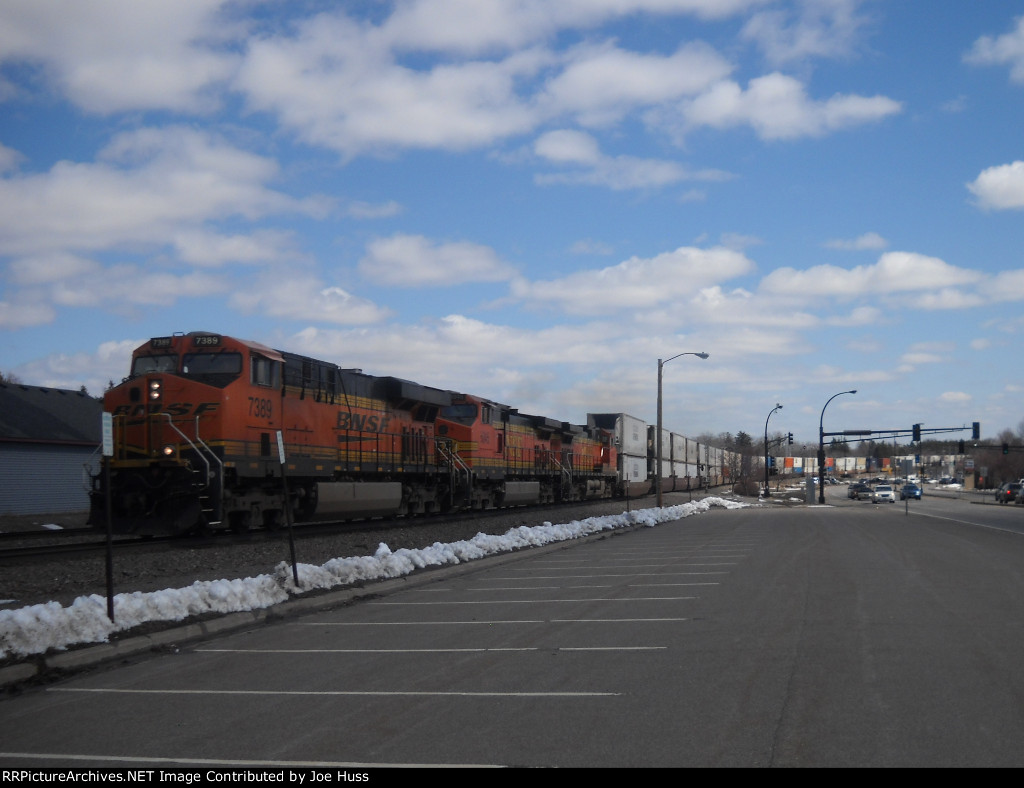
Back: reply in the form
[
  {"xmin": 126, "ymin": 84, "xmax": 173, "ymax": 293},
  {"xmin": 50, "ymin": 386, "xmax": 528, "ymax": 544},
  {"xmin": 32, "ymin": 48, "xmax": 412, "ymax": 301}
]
[
  {"xmin": 148, "ymin": 379, "xmax": 162, "ymax": 400},
  {"xmin": 161, "ymin": 444, "xmax": 175, "ymax": 457}
]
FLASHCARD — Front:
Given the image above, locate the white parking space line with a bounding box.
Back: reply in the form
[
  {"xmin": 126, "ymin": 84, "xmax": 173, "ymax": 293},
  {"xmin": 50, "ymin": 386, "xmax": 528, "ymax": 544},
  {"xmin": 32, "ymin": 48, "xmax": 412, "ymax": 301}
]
[
  {"xmin": 462, "ymin": 585, "xmax": 613, "ymax": 590},
  {"xmin": 195, "ymin": 646, "xmax": 666, "ymax": 654},
  {"xmin": 0, "ymin": 753, "xmax": 491, "ymax": 769},
  {"xmin": 494, "ymin": 571, "xmax": 731, "ymax": 579},
  {"xmin": 294, "ymin": 617, "xmax": 689, "ymax": 625},
  {"xmin": 52, "ymin": 688, "xmax": 621, "ymax": 697},
  {"xmin": 369, "ymin": 596, "xmax": 697, "ymax": 605}
]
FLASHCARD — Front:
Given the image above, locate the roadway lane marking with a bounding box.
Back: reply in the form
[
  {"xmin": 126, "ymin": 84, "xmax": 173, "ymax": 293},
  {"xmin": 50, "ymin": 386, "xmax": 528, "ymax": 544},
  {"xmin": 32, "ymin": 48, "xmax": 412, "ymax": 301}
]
[
  {"xmin": 51, "ymin": 688, "xmax": 621, "ymax": 697},
  {"xmin": 909, "ymin": 510, "xmax": 1024, "ymax": 535}
]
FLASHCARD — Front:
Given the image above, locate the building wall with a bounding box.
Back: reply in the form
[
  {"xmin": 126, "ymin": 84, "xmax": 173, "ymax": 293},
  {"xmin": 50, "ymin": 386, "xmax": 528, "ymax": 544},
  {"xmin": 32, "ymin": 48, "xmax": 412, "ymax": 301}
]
[{"xmin": 0, "ymin": 443, "xmax": 98, "ymax": 515}]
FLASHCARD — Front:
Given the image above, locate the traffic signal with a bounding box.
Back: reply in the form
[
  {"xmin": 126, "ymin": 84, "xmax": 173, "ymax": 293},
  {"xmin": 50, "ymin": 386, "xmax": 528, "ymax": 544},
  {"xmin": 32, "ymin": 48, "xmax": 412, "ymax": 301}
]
[
  {"xmin": 912, "ymin": 423, "xmax": 921, "ymax": 442},
  {"xmin": 767, "ymin": 456, "xmax": 774, "ymax": 468},
  {"xmin": 1003, "ymin": 442, "xmax": 1010, "ymax": 455},
  {"xmin": 972, "ymin": 422, "xmax": 980, "ymax": 440},
  {"xmin": 787, "ymin": 432, "xmax": 794, "ymax": 445},
  {"xmin": 958, "ymin": 440, "xmax": 965, "ymax": 454}
]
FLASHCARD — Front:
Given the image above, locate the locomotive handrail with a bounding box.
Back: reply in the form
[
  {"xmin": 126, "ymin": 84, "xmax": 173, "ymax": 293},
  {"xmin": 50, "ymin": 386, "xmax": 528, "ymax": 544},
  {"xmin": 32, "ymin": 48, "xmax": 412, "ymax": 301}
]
[
  {"xmin": 160, "ymin": 413, "xmax": 223, "ymax": 522},
  {"xmin": 435, "ymin": 438, "xmax": 472, "ymax": 505},
  {"xmin": 82, "ymin": 445, "xmax": 102, "ymax": 491},
  {"xmin": 192, "ymin": 415, "xmax": 224, "ymax": 523}
]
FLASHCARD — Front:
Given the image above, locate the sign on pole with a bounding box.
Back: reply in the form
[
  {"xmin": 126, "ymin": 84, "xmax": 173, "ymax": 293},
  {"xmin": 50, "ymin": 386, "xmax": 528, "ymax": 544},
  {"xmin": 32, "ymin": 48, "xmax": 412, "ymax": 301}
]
[{"xmin": 101, "ymin": 412, "xmax": 113, "ymax": 457}]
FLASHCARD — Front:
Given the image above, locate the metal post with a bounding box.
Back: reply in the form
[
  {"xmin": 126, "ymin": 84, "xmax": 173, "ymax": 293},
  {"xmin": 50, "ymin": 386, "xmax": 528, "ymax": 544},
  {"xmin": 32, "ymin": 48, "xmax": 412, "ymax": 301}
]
[
  {"xmin": 656, "ymin": 352, "xmax": 709, "ymax": 507},
  {"xmin": 819, "ymin": 390, "xmax": 857, "ymax": 504},
  {"xmin": 764, "ymin": 403, "xmax": 782, "ymax": 497}
]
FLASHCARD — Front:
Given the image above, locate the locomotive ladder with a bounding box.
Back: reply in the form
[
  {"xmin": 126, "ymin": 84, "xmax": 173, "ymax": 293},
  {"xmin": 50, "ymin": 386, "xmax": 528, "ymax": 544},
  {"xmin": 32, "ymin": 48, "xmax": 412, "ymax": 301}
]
[
  {"xmin": 553, "ymin": 455, "xmax": 573, "ymax": 500},
  {"xmin": 162, "ymin": 413, "xmax": 225, "ymax": 525},
  {"xmin": 435, "ymin": 438, "xmax": 472, "ymax": 508}
]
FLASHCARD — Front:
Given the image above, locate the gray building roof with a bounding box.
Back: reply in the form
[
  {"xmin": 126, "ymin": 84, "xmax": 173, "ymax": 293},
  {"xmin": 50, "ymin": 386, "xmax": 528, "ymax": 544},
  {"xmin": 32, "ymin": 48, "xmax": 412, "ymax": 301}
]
[{"xmin": 0, "ymin": 383, "xmax": 102, "ymax": 445}]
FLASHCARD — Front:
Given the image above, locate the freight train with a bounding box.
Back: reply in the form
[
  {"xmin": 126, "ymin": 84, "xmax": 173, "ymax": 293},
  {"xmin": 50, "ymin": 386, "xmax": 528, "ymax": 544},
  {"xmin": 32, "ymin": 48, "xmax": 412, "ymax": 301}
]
[{"xmin": 88, "ymin": 331, "xmax": 747, "ymax": 536}]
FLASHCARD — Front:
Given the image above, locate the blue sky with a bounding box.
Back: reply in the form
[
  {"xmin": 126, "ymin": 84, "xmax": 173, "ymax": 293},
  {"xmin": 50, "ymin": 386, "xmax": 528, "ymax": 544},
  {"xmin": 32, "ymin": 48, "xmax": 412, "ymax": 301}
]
[{"xmin": 1, "ymin": 0, "xmax": 1023, "ymax": 446}]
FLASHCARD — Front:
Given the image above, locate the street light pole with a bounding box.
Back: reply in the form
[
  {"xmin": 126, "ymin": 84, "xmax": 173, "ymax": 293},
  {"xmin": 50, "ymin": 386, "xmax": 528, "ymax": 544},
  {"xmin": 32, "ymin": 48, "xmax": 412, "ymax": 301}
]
[
  {"xmin": 657, "ymin": 351, "xmax": 709, "ymax": 507},
  {"xmin": 764, "ymin": 403, "xmax": 782, "ymax": 497},
  {"xmin": 819, "ymin": 389, "xmax": 857, "ymax": 504}
]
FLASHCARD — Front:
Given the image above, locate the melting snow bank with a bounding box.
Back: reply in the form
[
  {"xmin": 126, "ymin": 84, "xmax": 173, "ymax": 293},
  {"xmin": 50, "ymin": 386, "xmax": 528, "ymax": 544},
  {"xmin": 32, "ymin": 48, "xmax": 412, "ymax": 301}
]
[{"xmin": 1, "ymin": 497, "xmax": 748, "ymax": 660}]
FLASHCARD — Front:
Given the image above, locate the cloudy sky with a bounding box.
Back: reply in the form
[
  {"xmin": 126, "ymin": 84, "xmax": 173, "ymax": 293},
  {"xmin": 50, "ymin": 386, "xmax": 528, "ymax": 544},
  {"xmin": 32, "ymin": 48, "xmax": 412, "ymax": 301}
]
[{"xmin": 1, "ymin": 0, "xmax": 1022, "ymax": 445}]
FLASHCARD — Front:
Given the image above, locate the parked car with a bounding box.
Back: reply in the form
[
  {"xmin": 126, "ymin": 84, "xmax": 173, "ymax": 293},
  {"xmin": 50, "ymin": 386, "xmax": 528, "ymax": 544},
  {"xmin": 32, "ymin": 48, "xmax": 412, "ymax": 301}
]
[
  {"xmin": 848, "ymin": 482, "xmax": 872, "ymax": 499},
  {"xmin": 873, "ymin": 484, "xmax": 896, "ymax": 503},
  {"xmin": 995, "ymin": 482, "xmax": 1022, "ymax": 504},
  {"xmin": 900, "ymin": 483, "xmax": 922, "ymax": 500}
]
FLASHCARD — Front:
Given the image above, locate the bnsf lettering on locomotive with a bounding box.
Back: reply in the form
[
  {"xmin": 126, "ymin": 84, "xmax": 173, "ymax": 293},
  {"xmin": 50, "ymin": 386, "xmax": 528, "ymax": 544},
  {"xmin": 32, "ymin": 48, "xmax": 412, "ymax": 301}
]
[
  {"xmin": 336, "ymin": 411, "xmax": 390, "ymax": 433},
  {"xmin": 109, "ymin": 402, "xmax": 219, "ymax": 418}
]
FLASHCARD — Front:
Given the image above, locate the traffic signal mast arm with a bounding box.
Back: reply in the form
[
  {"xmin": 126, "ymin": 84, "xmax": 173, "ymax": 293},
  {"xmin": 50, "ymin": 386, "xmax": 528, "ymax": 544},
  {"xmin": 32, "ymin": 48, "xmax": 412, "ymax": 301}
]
[{"xmin": 821, "ymin": 424, "xmax": 977, "ymax": 444}]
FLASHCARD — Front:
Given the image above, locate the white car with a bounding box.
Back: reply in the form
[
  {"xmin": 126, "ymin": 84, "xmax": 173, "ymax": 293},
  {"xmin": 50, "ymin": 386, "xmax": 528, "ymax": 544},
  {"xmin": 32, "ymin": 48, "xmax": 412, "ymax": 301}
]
[{"xmin": 872, "ymin": 484, "xmax": 896, "ymax": 503}]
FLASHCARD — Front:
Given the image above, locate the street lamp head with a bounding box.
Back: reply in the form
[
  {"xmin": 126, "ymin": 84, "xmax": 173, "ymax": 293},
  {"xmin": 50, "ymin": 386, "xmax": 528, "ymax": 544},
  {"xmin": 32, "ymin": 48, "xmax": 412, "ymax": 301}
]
[{"xmin": 696, "ymin": 352, "xmax": 709, "ymax": 360}]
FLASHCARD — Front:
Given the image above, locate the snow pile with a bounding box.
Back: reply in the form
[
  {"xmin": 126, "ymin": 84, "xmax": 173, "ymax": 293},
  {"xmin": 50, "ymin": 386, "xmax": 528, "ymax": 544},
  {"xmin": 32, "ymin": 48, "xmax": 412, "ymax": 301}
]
[{"xmin": 1, "ymin": 497, "xmax": 747, "ymax": 660}]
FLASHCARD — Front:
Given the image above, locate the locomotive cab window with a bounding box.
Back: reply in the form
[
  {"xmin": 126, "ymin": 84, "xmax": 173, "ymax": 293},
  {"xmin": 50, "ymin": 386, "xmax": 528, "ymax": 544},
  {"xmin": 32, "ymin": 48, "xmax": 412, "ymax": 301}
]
[
  {"xmin": 181, "ymin": 351, "xmax": 242, "ymax": 388},
  {"xmin": 440, "ymin": 403, "xmax": 477, "ymax": 424},
  {"xmin": 131, "ymin": 354, "xmax": 178, "ymax": 376},
  {"xmin": 250, "ymin": 354, "xmax": 280, "ymax": 388}
]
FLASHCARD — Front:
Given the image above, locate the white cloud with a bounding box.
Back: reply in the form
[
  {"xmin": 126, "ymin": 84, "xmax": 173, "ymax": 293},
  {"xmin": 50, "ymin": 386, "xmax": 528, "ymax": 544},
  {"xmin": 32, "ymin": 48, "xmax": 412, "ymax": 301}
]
[
  {"xmin": 345, "ymin": 200, "xmax": 404, "ymax": 219},
  {"xmin": 990, "ymin": 269, "xmax": 1024, "ymax": 301},
  {"xmin": 533, "ymin": 129, "xmax": 732, "ymax": 190},
  {"xmin": 967, "ymin": 161, "xmax": 1024, "ymax": 210},
  {"xmin": 0, "ymin": 142, "xmax": 23, "ymax": 173},
  {"xmin": 824, "ymin": 232, "xmax": 888, "ymax": 251},
  {"xmin": 235, "ymin": 14, "xmax": 543, "ymax": 157},
  {"xmin": 900, "ymin": 352, "xmax": 942, "ymax": 365},
  {"xmin": 230, "ymin": 276, "xmax": 392, "ymax": 325},
  {"xmin": 668, "ymin": 72, "xmax": 902, "ymax": 141},
  {"xmin": 358, "ymin": 234, "xmax": 518, "ymax": 286},
  {"xmin": 510, "ymin": 245, "xmax": 756, "ymax": 314},
  {"xmin": 964, "ymin": 15, "xmax": 1024, "ymax": 83},
  {"xmin": 172, "ymin": 229, "xmax": 306, "ymax": 268},
  {"xmin": 741, "ymin": 0, "xmax": 868, "ymax": 66},
  {"xmin": 760, "ymin": 251, "xmax": 983, "ymax": 300},
  {"xmin": 0, "ymin": 0, "xmax": 239, "ymax": 113},
  {"xmin": 0, "ymin": 127, "xmax": 322, "ymax": 258},
  {"xmin": 0, "ymin": 299, "xmax": 55, "ymax": 330},
  {"xmin": 540, "ymin": 40, "xmax": 733, "ymax": 126},
  {"xmin": 378, "ymin": 0, "xmax": 771, "ymax": 55}
]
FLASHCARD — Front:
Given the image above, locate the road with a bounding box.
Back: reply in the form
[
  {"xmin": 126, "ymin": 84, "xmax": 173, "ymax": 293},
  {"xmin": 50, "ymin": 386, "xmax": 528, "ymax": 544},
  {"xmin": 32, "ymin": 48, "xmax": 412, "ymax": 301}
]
[{"xmin": 2, "ymin": 486, "xmax": 1023, "ymax": 768}]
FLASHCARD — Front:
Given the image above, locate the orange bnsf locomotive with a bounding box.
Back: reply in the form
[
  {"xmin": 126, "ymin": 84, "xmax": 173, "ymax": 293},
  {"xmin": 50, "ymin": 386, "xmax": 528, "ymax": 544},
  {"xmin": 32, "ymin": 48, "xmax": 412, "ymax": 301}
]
[{"xmin": 89, "ymin": 331, "xmax": 620, "ymax": 536}]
